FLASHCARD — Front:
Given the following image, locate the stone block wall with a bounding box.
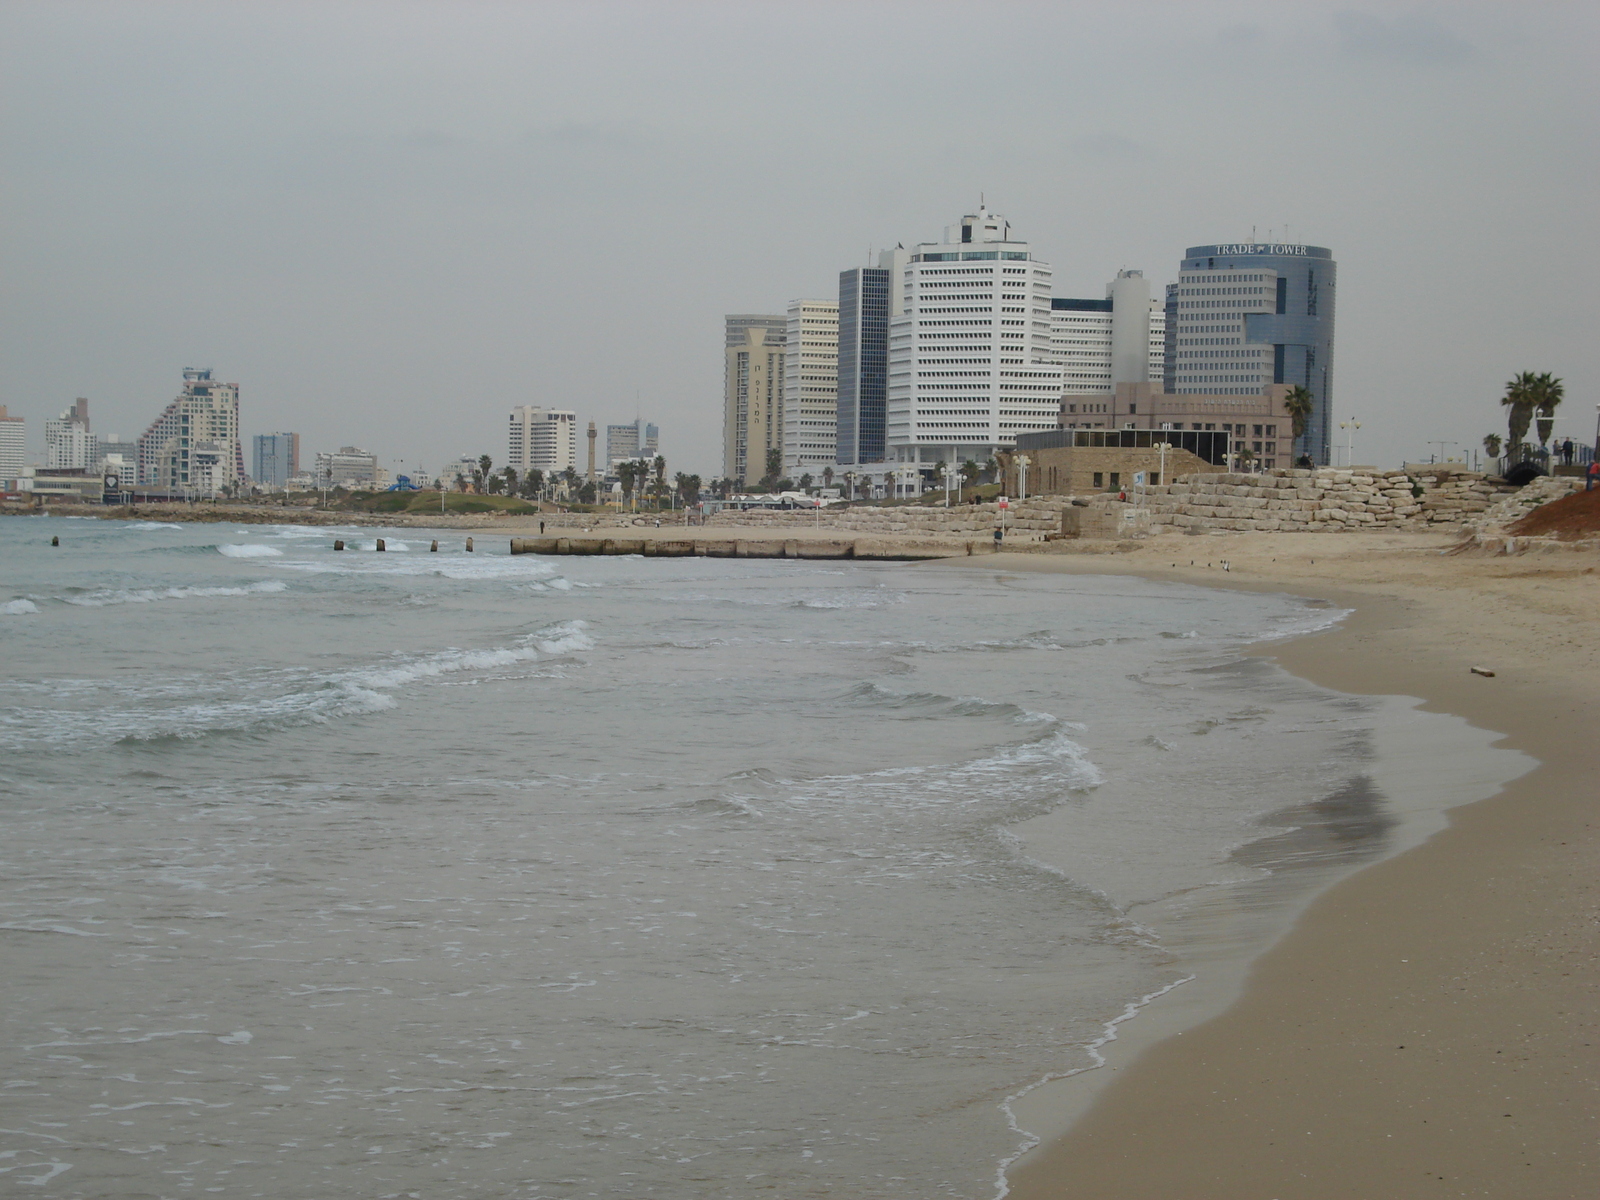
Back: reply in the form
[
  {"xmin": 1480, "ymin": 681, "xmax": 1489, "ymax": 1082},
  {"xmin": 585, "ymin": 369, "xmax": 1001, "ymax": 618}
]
[{"xmin": 1143, "ymin": 468, "xmax": 1516, "ymax": 533}]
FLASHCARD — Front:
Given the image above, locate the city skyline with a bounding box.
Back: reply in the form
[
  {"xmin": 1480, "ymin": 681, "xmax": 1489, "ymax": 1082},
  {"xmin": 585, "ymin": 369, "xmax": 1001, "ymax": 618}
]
[{"xmin": 1, "ymin": 3, "xmax": 1594, "ymax": 479}]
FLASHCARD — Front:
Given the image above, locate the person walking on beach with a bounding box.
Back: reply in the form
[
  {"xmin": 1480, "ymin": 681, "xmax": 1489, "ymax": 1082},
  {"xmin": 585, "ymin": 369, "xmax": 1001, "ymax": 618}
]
[{"xmin": 1587, "ymin": 459, "xmax": 1599, "ymax": 491}]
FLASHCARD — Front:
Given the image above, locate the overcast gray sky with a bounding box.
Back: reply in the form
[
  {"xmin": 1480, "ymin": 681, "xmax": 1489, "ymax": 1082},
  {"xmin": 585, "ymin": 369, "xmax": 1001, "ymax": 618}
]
[{"xmin": 3, "ymin": 1, "xmax": 1596, "ymax": 477}]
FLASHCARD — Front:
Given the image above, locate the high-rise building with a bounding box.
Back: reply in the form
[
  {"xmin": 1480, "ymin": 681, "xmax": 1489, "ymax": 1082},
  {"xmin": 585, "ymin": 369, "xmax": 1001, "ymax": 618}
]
[
  {"xmin": 252, "ymin": 432, "xmax": 301, "ymax": 488},
  {"xmin": 507, "ymin": 407, "xmax": 578, "ymax": 475},
  {"xmin": 725, "ymin": 314, "xmax": 787, "ymax": 349},
  {"xmin": 886, "ymin": 206, "xmax": 1062, "ymax": 468},
  {"xmin": 1169, "ymin": 242, "xmax": 1336, "ymax": 462},
  {"xmin": 138, "ymin": 369, "xmax": 244, "ymax": 492},
  {"xmin": 781, "ymin": 299, "xmax": 838, "ymax": 475},
  {"xmin": 836, "ymin": 262, "xmax": 893, "ymax": 465},
  {"xmin": 45, "ymin": 398, "xmax": 96, "ymax": 470},
  {"xmin": 606, "ymin": 418, "xmax": 659, "ymax": 468},
  {"xmin": 723, "ymin": 317, "xmax": 785, "ymax": 486},
  {"xmin": 1049, "ymin": 271, "xmax": 1167, "ymax": 394},
  {"xmin": 0, "ymin": 406, "xmax": 25, "ymax": 482}
]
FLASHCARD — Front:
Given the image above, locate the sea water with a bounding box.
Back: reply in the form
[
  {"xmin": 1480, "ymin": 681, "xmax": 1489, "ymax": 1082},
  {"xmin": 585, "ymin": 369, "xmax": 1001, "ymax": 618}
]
[{"xmin": 0, "ymin": 518, "xmax": 1500, "ymax": 1197}]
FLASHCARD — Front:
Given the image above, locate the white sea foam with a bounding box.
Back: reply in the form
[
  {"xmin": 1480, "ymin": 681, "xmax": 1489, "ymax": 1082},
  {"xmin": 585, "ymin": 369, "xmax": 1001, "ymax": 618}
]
[
  {"xmin": 63, "ymin": 581, "xmax": 288, "ymax": 607},
  {"xmin": 272, "ymin": 555, "xmax": 554, "ymax": 581},
  {"xmin": 1250, "ymin": 604, "xmax": 1352, "ymax": 642},
  {"xmin": 2, "ymin": 599, "xmax": 40, "ymax": 615},
  {"xmin": 530, "ymin": 619, "xmax": 595, "ymax": 655},
  {"xmin": 217, "ymin": 543, "xmax": 282, "ymax": 558},
  {"xmin": 994, "ymin": 974, "xmax": 1195, "ymax": 1197},
  {"xmin": 128, "ymin": 521, "xmax": 183, "ymax": 531}
]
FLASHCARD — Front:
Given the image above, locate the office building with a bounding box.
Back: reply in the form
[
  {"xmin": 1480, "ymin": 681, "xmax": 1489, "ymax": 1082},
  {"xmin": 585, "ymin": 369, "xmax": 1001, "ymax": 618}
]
[
  {"xmin": 886, "ymin": 206, "xmax": 1062, "ymax": 468},
  {"xmin": 1057, "ymin": 380, "xmax": 1294, "ymax": 471},
  {"xmin": 314, "ymin": 446, "xmax": 383, "ymax": 488},
  {"xmin": 252, "ymin": 432, "xmax": 301, "ymax": 488},
  {"xmin": 723, "ymin": 316, "xmax": 785, "ymax": 485},
  {"xmin": 1169, "ymin": 242, "xmax": 1336, "ymax": 462},
  {"xmin": 606, "ymin": 418, "xmax": 659, "ymax": 468},
  {"xmin": 97, "ymin": 434, "xmax": 136, "ymax": 464},
  {"xmin": 46, "ymin": 398, "xmax": 95, "ymax": 470},
  {"xmin": 1050, "ymin": 270, "xmax": 1167, "ymax": 395},
  {"xmin": 836, "ymin": 262, "xmax": 895, "ymax": 465},
  {"xmin": 0, "ymin": 406, "xmax": 25, "ymax": 482},
  {"xmin": 138, "ymin": 369, "xmax": 244, "ymax": 492},
  {"xmin": 781, "ymin": 298, "xmax": 838, "ymax": 475},
  {"xmin": 507, "ymin": 406, "xmax": 578, "ymax": 474}
]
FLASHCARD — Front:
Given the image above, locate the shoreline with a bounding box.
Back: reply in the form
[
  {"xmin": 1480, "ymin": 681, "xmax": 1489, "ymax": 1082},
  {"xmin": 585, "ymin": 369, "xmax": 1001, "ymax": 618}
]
[{"xmin": 925, "ymin": 537, "xmax": 1598, "ymax": 1197}]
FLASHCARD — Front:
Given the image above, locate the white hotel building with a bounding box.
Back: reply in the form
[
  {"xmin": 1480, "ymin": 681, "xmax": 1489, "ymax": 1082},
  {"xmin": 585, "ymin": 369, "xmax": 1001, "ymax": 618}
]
[
  {"xmin": 508, "ymin": 406, "xmax": 578, "ymax": 475},
  {"xmin": 780, "ymin": 298, "xmax": 838, "ymax": 476},
  {"xmin": 886, "ymin": 207, "xmax": 1062, "ymax": 468}
]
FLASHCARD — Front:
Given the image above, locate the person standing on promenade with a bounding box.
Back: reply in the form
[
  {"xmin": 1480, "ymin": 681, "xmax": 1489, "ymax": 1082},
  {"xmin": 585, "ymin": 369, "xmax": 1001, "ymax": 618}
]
[{"xmin": 1586, "ymin": 459, "xmax": 1598, "ymax": 490}]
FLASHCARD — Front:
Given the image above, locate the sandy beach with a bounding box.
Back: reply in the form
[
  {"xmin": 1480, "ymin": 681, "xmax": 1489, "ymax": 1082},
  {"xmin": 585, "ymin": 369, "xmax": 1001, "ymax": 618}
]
[{"xmin": 932, "ymin": 532, "xmax": 1600, "ymax": 1198}]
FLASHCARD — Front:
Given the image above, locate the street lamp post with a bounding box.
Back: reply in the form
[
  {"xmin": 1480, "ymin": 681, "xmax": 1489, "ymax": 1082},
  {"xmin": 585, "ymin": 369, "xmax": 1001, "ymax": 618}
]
[
  {"xmin": 1015, "ymin": 455, "xmax": 1030, "ymax": 503},
  {"xmin": 1339, "ymin": 418, "xmax": 1362, "ymax": 468}
]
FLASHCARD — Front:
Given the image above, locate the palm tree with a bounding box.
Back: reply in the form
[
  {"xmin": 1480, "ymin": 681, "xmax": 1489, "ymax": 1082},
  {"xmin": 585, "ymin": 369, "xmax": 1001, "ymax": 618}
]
[
  {"xmin": 1281, "ymin": 386, "xmax": 1315, "ymax": 460},
  {"xmin": 1501, "ymin": 371, "xmax": 1539, "ymax": 460},
  {"xmin": 1530, "ymin": 371, "xmax": 1565, "ymax": 457},
  {"xmin": 1482, "ymin": 434, "xmax": 1503, "ymax": 467},
  {"xmin": 822, "ymin": 466, "xmax": 834, "ymax": 492},
  {"xmin": 477, "ymin": 454, "xmax": 493, "ymax": 492}
]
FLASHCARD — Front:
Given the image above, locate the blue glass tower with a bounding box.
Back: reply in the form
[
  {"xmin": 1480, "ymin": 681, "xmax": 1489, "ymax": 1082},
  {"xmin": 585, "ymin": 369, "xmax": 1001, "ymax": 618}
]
[
  {"xmin": 836, "ymin": 266, "xmax": 889, "ymax": 464},
  {"xmin": 1174, "ymin": 243, "xmax": 1336, "ymax": 463}
]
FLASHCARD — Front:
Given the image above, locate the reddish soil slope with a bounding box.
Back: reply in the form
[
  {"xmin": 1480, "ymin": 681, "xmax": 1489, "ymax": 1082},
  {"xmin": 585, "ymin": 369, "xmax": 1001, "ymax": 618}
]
[{"xmin": 1508, "ymin": 484, "xmax": 1600, "ymax": 538}]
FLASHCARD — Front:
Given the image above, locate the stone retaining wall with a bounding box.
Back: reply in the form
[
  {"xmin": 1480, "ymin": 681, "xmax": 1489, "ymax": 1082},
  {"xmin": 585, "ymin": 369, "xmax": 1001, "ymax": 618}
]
[
  {"xmin": 546, "ymin": 469, "xmax": 1556, "ymax": 541},
  {"xmin": 1143, "ymin": 468, "xmax": 1517, "ymax": 534}
]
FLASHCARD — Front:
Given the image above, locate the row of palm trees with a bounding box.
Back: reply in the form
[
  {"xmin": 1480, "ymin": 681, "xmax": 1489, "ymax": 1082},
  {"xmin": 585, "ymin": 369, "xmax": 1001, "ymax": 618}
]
[{"xmin": 1485, "ymin": 371, "xmax": 1565, "ymax": 466}]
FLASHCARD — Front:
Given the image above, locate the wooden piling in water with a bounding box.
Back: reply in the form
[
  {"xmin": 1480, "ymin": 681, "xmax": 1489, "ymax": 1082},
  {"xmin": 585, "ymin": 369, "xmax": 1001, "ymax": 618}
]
[
  {"xmin": 430, "ymin": 540, "xmax": 438, "ymax": 552},
  {"xmin": 465, "ymin": 537, "xmax": 474, "ymax": 552},
  {"xmin": 334, "ymin": 540, "xmax": 345, "ymax": 551},
  {"xmin": 376, "ymin": 538, "xmax": 386, "ymax": 551}
]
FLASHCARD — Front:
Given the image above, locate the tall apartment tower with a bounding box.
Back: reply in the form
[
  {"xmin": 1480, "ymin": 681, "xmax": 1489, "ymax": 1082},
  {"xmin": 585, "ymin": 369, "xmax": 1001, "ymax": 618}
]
[
  {"xmin": 836, "ymin": 257, "xmax": 897, "ymax": 466},
  {"xmin": 45, "ymin": 398, "xmax": 95, "ymax": 469},
  {"xmin": 0, "ymin": 406, "xmax": 25, "ymax": 481},
  {"xmin": 252, "ymin": 432, "xmax": 300, "ymax": 487},
  {"xmin": 138, "ymin": 369, "xmax": 243, "ymax": 492},
  {"xmin": 886, "ymin": 207, "xmax": 1061, "ymax": 468},
  {"xmin": 781, "ymin": 299, "xmax": 838, "ymax": 475},
  {"xmin": 507, "ymin": 406, "xmax": 578, "ymax": 475},
  {"xmin": 1049, "ymin": 271, "xmax": 1166, "ymax": 393},
  {"xmin": 723, "ymin": 316, "xmax": 785, "ymax": 486},
  {"xmin": 1169, "ymin": 242, "xmax": 1336, "ymax": 462}
]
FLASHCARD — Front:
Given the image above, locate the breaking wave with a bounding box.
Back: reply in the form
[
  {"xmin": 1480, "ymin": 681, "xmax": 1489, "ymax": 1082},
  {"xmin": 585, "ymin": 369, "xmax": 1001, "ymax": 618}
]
[
  {"xmin": 62, "ymin": 581, "xmax": 289, "ymax": 607},
  {"xmin": 217, "ymin": 543, "xmax": 283, "ymax": 558}
]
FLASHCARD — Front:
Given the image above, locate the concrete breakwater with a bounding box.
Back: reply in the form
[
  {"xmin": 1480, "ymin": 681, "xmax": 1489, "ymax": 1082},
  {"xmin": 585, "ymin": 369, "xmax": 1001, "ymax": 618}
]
[{"xmin": 508, "ymin": 535, "xmax": 987, "ymax": 559}]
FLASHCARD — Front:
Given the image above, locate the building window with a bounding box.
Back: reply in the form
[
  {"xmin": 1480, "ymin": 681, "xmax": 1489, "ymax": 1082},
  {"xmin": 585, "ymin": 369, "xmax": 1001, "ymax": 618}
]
[
  {"xmin": 1109, "ymin": 472, "xmax": 1120, "ymax": 489},
  {"xmin": 1093, "ymin": 472, "xmax": 1103, "ymax": 488}
]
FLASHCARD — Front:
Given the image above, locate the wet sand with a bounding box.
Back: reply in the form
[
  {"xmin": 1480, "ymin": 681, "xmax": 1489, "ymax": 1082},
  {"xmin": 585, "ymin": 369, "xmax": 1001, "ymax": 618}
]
[{"xmin": 933, "ymin": 533, "xmax": 1599, "ymax": 1199}]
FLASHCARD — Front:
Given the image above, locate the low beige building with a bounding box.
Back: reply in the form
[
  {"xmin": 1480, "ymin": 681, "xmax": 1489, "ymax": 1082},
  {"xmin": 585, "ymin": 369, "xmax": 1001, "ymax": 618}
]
[
  {"xmin": 1060, "ymin": 381, "xmax": 1297, "ymax": 470},
  {"xmin": 1003, "ymin": 429, "xmax": 1222, "ymax": 497}
]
